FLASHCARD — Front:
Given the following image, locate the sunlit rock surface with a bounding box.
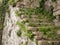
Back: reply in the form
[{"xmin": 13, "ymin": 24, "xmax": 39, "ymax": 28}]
[
  {"xmin": 2, "ymin": 0, "xmax": 60, "ymax": 45},
  {"xmin": 2, "ymin": 5, "xmax": 36, "ymax": 45},
  {"xmin": 2, "ymin": 6, "xmax": 21, "ymax": 45},
  {"xmin": 2, "ymin": 0, "xmax": 39, "ymax": 45}
]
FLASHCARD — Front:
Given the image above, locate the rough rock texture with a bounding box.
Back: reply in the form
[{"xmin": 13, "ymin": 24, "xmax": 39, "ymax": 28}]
[
  {"xmin": 2, "ymin": 0, "xmax": 60, "ymax": 45},
  {"xmin": 2, "ymin": 6, "xmax": 21, "ymax": 45},
  {"xmin": 2, "ymin": 0, "xmax": 39, "ymax": 45},
  {"xmin": 2, "ymin": 5, "xmax": 36, "ymax": 45}
]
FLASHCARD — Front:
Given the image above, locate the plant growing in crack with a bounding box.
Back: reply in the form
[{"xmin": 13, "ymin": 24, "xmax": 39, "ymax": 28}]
[
  {"xmin": 16, "ymin": 21, "xmax": 34, "ymax": 40},
  {"xmin": 17, "ymin": 29, "xmax": 22, "ymax": 37},
  {"xmin": 39, "ymin": 26, "xmax": 60, "ymax": 40}
]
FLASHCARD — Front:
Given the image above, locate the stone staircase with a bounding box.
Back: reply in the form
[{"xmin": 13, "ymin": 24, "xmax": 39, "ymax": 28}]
[
  {"xmin": 15, "ymin": 0, "xmax": 60, "ymax": 44},
  {"xmin": 19, "ymin": 13, "xmax": 60, "ymax": 45}
]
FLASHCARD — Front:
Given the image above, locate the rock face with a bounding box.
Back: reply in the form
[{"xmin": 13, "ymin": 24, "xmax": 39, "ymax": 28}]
[
  {"xmin": 53, "ymin": 0, "xmax": 60, "ymax": 26},
  {"xmin": 0, "ymin": 30, "xmax": 2, "ymax": 45},
  {"xmin": 2, "ymin": 5, "xmax": 36, "ymax": 45},
  {"xmin": 2, "ymin": 6, "xmax": 21, "ymax": 45},
  {"xmin": 2, "ymin": 0, "xmax": 39, "ymax": 45},
  {"xmin": 2, "ymin": 0, "xmax": 60, "ymax": 45}
]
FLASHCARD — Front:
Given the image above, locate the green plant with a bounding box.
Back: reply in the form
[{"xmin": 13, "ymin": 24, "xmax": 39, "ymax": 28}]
[
  {"xmin": 8, "ymin": 0, "xmax": 17, "ymax": 5},
  {"xmin": 39, "ymin": 26, "xmax": 51, "ymax": 34},
  {"xmin": 26, "ymin": 31, "xmax": 34, "ymax": 41},
  {"xmin": 29, "ymin": 22, "xmax": 37, "ymax": 27},
  {"xmin": 36, "ymin": 41, "xmax": 38, "ymax": 45},
  {"xmin": 39, "ymin": 26, "xmax": 60, "ymax": 40},
  {"xmin": 16, "ymin": 21, "xmax": 27, "ymax": 32},
  {"xmin": 16, "ymin": 21, "xmax": 34, "ymax": 40},
  {"xmin": 17, "ymin": 29, "xmax": 22, "ymax": 37},
  {"xmin": 39, "ymin": 0, "xmax": 46, "ymax": 8},
  {"xmin": 15, "ymin": 0, "xmax": 59, "ymax": 41},
  {"xmin": 52, "ymin": 0, "xmax": 57, "ymax": 2},
  {"xmin": 0, "ymin": 0, "xmax": 9, "ymax": 30},
  {"xmin": 15, "ymin": 11, "xmax": 21, "ymax": 16},
  {"xmin": 16, "ymin": 21, "xmax": 27, "ymax": 37},
  {"xmin": 35, "ymin": 0, "xmax": 56, "ymax": 21}
]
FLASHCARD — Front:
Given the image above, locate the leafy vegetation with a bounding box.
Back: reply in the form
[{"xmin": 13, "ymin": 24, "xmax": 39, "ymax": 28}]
[
  {"xmin": 0, "ymin": 0, "xmax": 9, "ymax": 30},
  {"xmin": 26, "ymin": 31, "xmax": 34, "ymax": 40},
  {"xmin": 39, "ymin": 26, "xmax": 60, "ymax": 40},
  {"xmin": 15, "ymin": 8, "xmax": 35, "ymax": 18},
  {"xmin": 15, "ymin": 0, "xmax": 60, "ymax": 41},
  {"xmin": 16, "ymin": 21, "xmax": 34, "ymax": 40},
  {"xmin": 16, "ymin": 21, "xmax": 27, "ymax": 32},
  {"xmin": 52, "ymin": 0, "xmax": 57, "ymax": 2},
  {"xmin": 7, "ymin": 0, "xmax": 60, "ymax": 41},
  {"xmin": 8, "ymin": 0, "xmax": 17, "ymax": 5},
  {"xmin": 15, "ymin": 0, "xmax": 56, "ymax": 21},
  {"xmin": 17, "ymin": 29, "xmax": 22, "ymax": 37}
]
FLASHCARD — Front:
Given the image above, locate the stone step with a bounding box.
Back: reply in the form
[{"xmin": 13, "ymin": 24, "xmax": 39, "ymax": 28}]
[
  {"xmin": 33, "ymin": 32, "xmax": 44, "ymax": 40},
  {"xmin": 33, "ymin": 32, "xmax": 44, "ymax": 36},
  {"xmin": 38, "ymin": 40, "xmax": 60, "ymax": 45},
  {"xmin": 21, "ymin": 15, "xmax": 46, "ymax": 20},
  {"xmin": 27, "ymin": 27, "xmax": 39, "ymax": 31},
  {"xmin": 38, "ymin": 40, "xmax": 49, "ymax": 45},
  {"xmin": 28, "ymin": 23, "xmax": 40, "ymax": 27},
  {"xmin": 28, "ymin": 18, "xmax": 47, "ymax": 21},
  {"xmin": 29, "ymin": 22, "xmax": 54, "ymax": 25},
  {"xmin": 21, "ymin": 15, "xmax": 28, "ymax": 19},
  {"xmin": 28, "ymin": 19, "xmax": 49, "ymax": 23},
  {"xmin": 27, "ymin": 26, "xmax": 55, "ymax": 31},
  {"xmin": 28, "ymin": 22, "xmax": 54, "ymax": 27},
  {"xmin": 34, "ymin": 36, "xmax": 43, "ymax": 40},
  {"xmin": 31, "ymin": 15, "xmax": 39, "ymax": 18}
]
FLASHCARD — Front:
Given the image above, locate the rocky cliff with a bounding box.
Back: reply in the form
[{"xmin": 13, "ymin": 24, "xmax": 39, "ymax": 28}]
[{"xmin": 1, "ymin": 0, "xmax": 60, "ymax": 45}]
